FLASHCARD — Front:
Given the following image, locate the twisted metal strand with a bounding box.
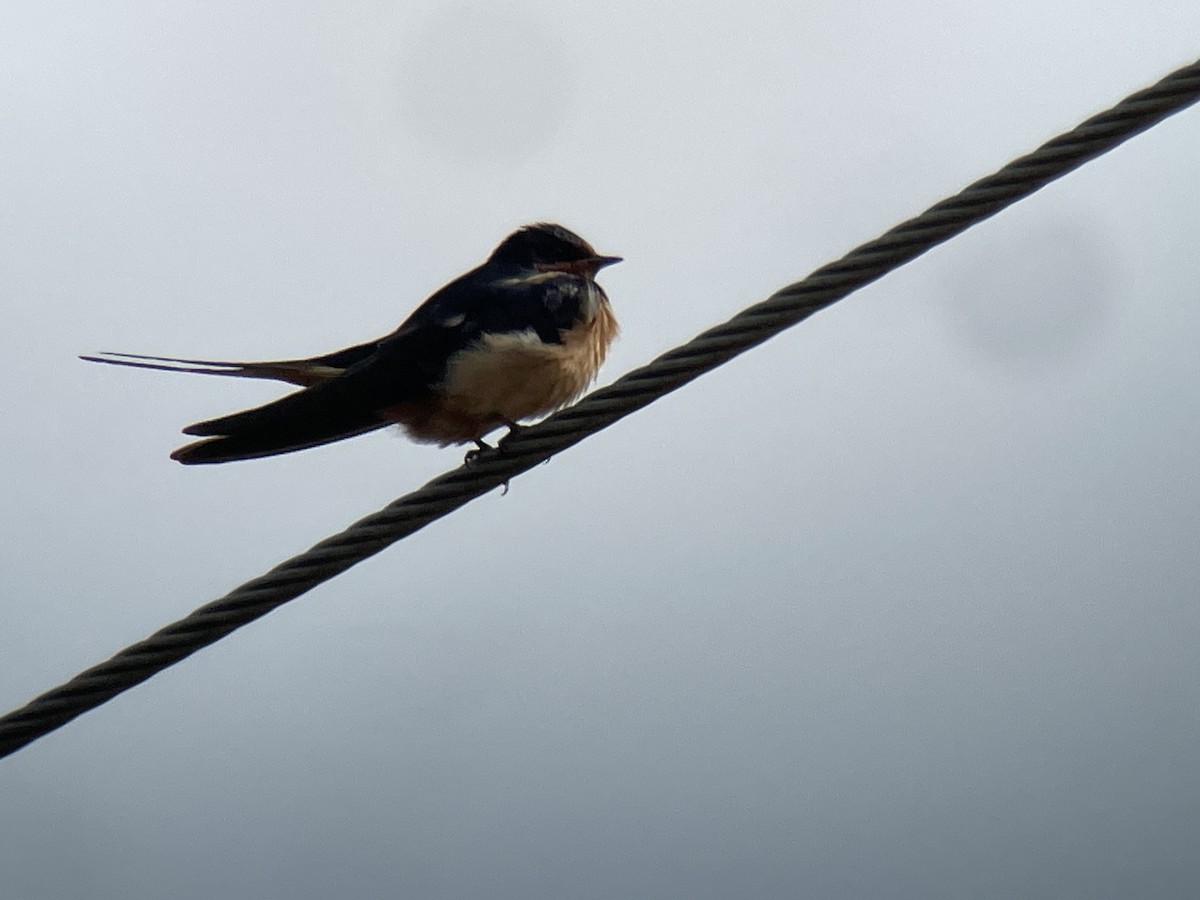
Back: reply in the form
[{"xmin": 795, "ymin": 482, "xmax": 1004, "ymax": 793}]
[{"xmin": 3, "ymin": 58, "xmax": 1198, "ymax": 760}]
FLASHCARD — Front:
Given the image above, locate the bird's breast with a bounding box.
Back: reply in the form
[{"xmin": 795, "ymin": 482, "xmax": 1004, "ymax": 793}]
[{"xmin": 394, "ymin": 298, "xmax": 618, "ymax": 445}]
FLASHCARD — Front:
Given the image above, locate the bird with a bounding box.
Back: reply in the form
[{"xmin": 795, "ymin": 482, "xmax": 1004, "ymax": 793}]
[{"xmin": 82, "ymin": 223, "xmax": 622, "ymax": 465}]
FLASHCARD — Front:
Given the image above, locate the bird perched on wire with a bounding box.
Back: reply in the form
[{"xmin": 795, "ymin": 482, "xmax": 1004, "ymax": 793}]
[{"xmin": 82, "ymin": 223, "xmax": 621, "ymax": 465}]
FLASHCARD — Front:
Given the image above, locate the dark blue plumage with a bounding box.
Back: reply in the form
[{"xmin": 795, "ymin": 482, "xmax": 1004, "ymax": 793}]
[{"xmin": 82, "ymin": 224, "xmax": 622, "ymax": 464}]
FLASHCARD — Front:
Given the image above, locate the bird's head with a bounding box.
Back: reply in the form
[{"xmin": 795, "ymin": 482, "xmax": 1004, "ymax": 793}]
[{"xmin": 489, "ymin": 223, "xmax": 622, "ymax": 276}]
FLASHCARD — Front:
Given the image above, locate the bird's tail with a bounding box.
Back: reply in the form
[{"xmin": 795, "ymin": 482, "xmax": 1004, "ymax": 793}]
[{"xmin": 80, "ymin": 351, "xmax": 353, "ymax": 387}]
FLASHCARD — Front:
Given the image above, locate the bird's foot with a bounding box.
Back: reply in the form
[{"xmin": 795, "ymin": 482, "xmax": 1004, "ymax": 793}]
[
  {"xmin": 464, "ymin": 438, "xmax": 493, "ymax": 467},
  {"xmin": 464, "ymin": 428, "xmax": 519, "ymax": 494},
  {"xmin": 498, "ymin": 420, "xmax": 523, "ymax": 448}
]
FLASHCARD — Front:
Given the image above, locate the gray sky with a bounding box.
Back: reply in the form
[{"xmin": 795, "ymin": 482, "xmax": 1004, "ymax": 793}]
[{"xmin": 3, "ymin": 3, "xmax": 1200, "ymax": 898}]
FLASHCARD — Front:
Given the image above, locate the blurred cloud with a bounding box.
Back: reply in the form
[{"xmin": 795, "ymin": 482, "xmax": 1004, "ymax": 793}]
[{"xmin": 939, "ymin": 214, "xmax": 1120, "ymax": 370}]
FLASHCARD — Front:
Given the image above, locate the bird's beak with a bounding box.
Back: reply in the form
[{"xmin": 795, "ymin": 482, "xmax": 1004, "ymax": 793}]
[{"xmin": 591, "ymin": 255, "xmax": 623, "ymax": 270}]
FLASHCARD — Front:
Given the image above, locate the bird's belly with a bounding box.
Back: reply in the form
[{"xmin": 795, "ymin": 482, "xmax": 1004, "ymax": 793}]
[{"xmin": 397, "ymin": 303, "xmax": 617, "ymax": 445}]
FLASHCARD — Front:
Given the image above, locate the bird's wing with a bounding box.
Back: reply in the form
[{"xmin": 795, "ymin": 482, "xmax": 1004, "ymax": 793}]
[
  {"xmin": 169, "ymin": 334, "xmax": 442, "ymax": 463},
  {"xmin": 170, "ymin": 269, "xmax": 600, "ymax": 464},
  {"xmin": 389, "ymin": 264, "xmax": 595, "ymax": 346},
  {"xmin": 167, "ymin": 293, "xmax": 488, "ymax": 465}
]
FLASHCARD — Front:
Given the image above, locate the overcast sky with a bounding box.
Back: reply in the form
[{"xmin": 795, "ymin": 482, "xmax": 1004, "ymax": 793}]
[{"xmin": 3, "ymin": 3, "xmax": 1200, "ymax": 898}]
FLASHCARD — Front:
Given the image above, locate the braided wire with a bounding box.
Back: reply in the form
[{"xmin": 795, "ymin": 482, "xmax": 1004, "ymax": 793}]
[{"xmin": 3, "ymin": 58, "xmax": 1199, "ymax": 759}]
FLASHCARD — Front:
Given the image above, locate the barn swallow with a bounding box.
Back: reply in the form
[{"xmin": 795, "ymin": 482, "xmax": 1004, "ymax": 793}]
[{"xmin": 82, "ymin": 223, "xmax": 621, "ymax": 464}]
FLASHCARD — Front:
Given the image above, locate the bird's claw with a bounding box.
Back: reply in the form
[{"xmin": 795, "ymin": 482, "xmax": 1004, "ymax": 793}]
[
  {"xmin": 499, "ymin": 420, "xmax": 523, "ymax": 447},
  {"xmin": 464, "ymin": 439, "xmax": 493, "ymax": 467},
  {"xmin": 464, "ymin": 429, "xmax": 518, "ymax": 494}
]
